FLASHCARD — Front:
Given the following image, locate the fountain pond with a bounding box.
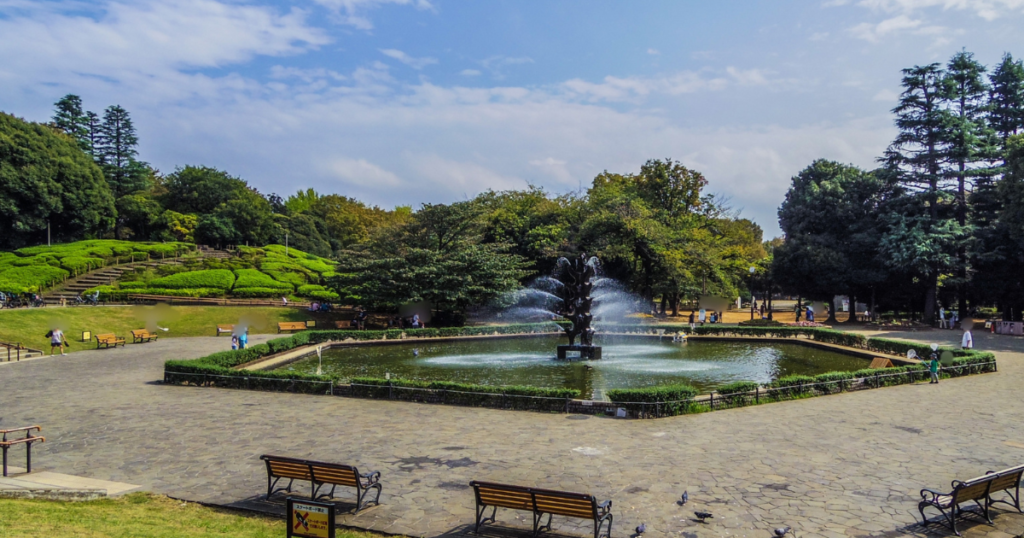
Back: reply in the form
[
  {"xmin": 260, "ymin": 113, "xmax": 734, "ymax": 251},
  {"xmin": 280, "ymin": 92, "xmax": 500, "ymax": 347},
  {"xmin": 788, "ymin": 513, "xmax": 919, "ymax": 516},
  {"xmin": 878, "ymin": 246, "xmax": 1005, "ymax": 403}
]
[{"xmin": 280, "ymin": 335, "xmax": 871, "ymax": 400}]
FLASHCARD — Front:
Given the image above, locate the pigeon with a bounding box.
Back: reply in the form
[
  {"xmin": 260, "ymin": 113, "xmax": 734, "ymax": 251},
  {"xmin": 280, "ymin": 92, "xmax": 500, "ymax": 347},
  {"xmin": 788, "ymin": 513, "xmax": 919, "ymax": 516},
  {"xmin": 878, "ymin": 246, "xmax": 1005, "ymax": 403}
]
[
  {"xmin": 635, "ymin": 524, "xmax": 646, "ymax": 535},
  {"xmin": 158, "ymin": 326, "xmax": 169, "ymax": 332},
  {"xmin": 694, "ymin": 511, "xmax": 713, "ymax": 523},
  {"xmin": 680, "ymin": 491, "xmax": 688, "ymax": 505},
  {"xmin": 774, "ymin": 527, "xmax": 791, "ymax": 537}
]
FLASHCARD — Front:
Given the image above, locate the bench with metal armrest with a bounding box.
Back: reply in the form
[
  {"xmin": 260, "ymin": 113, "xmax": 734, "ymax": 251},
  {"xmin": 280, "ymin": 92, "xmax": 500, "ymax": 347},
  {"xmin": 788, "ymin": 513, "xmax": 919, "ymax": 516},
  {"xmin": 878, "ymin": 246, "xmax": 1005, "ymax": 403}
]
[
  {"xmin": 131, "ymin": 329, "xmax": 159, "ymax": 343},
  {"xmin": 919, "ymin": 465, "xmax": 1024, "ymax": 535},
  {"xmin": 260, "ymin": 455, "xmax": 382, "ymax": 513},
  {"xmin": 1, "ymin": 426, "xmax": 45, "ymax": 477},
  {"xmin": 94, "ymin": 333, "xmax": 126, "ymax": 349},
  {"xmin": 471, "ymin": 480, "xmax": 612, "ymax": 538}
]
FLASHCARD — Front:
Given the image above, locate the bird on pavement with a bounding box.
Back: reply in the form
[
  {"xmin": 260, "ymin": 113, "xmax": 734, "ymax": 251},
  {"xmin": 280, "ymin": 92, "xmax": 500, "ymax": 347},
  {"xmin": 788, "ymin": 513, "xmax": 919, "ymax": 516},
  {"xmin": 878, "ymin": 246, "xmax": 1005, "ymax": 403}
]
[
  {"xmin": 694, "ymin": 511, "xmax": 713, "ymax": 523},
  {"xmin": 635, "ymin": 524, "xmax": 646, "ymax": 535},
  {"xmin": 680, "ymin": 491, "xmax": 688, "ymax": 505},
  {"xmin": 774, "ymin": 527, "xmax": 791, "ymax": 537}
]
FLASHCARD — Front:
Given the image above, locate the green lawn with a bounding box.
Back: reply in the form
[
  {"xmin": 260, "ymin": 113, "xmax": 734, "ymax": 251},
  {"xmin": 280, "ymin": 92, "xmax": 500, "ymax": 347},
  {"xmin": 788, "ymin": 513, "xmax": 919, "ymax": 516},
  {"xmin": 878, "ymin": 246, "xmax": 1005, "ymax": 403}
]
[
  {"xmin": 0, "ymin": 493, "xmax": 386, "ymax": 538},
  {"xmin": 0, "ymin": 305, "xmax": 350, "ymax": 348}
]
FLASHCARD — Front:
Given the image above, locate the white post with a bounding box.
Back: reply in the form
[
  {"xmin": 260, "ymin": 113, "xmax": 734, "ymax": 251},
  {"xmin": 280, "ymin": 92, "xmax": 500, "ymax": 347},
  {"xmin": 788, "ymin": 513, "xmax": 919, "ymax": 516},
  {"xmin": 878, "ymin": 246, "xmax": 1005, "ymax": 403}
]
[{"xmin": 285, "ymin": 233, "xmax": 289, "ymax": 256}]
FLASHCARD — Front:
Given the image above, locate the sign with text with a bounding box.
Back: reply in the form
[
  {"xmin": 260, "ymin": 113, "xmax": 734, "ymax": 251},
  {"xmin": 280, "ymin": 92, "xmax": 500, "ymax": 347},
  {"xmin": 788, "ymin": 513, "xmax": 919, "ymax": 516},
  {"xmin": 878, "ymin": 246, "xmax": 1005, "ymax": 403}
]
[{"xmin": 287, "ymin": 498, "xmax": 335, "ymax": 538}]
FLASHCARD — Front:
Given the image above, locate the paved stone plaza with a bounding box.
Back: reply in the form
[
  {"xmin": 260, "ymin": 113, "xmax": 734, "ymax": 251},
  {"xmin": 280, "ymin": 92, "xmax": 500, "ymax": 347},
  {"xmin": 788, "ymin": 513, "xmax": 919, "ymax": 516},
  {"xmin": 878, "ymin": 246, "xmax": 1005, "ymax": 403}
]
[{"xmin": 1, "ymin": 330, "xmax": 1023, "ymax": 538}]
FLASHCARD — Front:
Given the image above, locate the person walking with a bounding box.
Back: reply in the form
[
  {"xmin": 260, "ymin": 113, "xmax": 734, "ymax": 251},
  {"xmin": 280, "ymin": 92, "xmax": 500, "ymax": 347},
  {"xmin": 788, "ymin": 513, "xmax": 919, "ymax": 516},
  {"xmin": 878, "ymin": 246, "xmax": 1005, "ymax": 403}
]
[
  {"xmin": 238, "ymin": 329, "xmax": 248, "ymax": 350},
  {"xmin": 928, "ymin": 349, "xmax": 941, "ymax": 384},
  {"xmin": 961, "ymin": 328, "xmax": 974, "ymax": 350},
  {"xmin": 939, "ymin": 307, "xmax": 946, "ymax": 329},
  {"xmin": 688, "ymin": 311, "xmax": 695, "ymax": 331},
  {"xmin": 47, "ymin": 327, "xmax": 68, "ymax": 356}
]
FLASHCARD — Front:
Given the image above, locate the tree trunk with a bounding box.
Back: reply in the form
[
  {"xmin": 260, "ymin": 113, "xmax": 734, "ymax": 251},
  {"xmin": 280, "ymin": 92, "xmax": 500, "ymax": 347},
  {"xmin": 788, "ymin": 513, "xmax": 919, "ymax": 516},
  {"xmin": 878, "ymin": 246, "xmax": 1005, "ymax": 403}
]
[
  {"xmin": 767, "ymin": 290, "xmax": 773, "ymax": 320},
  {"xmin": 670, "ymin": 293, "xmax": 679, "ymax": 317},
  {"xmin": 827, "ymin": 297, "xmax": 839, "ymax": 324},
  {"xmin": 659, "ymin": 294, "xmax": 667, "ymax": 315},
  {"xmin": 845, "ymin": 293, "xmax": 857, "ymax": 323},
  {"xmin": 795, "ymin": 297, "xmax": 802, "ymax": 322},
  {"xmin": 923, "ymin": 273, "xmax": 938, "ymax": 325}
]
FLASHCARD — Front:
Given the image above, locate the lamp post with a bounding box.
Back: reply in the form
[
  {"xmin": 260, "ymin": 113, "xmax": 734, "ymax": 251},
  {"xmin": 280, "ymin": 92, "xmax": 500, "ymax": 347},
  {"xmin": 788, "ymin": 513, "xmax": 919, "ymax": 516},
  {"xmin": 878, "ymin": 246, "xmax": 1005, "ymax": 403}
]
[{"xmin": 749, "ymin": 266, "xmax": 756, "ymax": 321}]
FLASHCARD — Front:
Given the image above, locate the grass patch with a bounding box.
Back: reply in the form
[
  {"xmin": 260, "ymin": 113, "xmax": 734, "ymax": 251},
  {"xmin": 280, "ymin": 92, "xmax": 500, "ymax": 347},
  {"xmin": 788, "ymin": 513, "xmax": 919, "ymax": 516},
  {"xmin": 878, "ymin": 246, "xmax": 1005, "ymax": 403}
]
[
  {"xmin": 0, "ymin": 492, "xmax": 388, "ymax": 538},
  {"xmin": 0, "ymin": 306, "xmax": 349, "ymax": 346}
]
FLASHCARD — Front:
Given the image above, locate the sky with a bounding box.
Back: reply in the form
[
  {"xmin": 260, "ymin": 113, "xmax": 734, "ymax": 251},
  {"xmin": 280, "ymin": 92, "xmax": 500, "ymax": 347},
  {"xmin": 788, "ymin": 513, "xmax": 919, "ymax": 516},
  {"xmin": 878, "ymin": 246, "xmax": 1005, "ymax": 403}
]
[{"xmin": 2, "ymin": 1, "xmax": 1024, "ymax": 237}]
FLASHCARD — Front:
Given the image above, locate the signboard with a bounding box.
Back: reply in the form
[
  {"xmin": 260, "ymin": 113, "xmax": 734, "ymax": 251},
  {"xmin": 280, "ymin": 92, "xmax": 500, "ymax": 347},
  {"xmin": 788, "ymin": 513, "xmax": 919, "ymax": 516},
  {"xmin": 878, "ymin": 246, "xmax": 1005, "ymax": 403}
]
[
  {"xmin": 81, "ymin": 331, "xmax": 91, "ymax": 342},
  {"xmin": 305, "ymin": 320, "xmax": 316, "ymax": 328},
  {"xmin": 287, "ymin": 498, "xmax": 335, "ymax": 538}
]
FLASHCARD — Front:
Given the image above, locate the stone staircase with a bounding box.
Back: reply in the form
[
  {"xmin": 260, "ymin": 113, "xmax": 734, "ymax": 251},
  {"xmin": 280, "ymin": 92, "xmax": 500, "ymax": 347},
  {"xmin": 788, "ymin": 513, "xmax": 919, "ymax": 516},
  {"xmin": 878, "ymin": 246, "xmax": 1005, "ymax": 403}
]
[{"xmin": 40, "ymin": 248, "xmax": 234, "ymax": 305}]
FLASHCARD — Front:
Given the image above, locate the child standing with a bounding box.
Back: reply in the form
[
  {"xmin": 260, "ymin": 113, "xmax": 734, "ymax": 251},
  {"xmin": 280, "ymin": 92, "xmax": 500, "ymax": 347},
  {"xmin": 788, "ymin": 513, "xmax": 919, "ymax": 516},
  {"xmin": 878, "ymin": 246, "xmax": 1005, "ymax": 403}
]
[
  {"xmin": 231, "ymin": 335, "xmax": 239, "ymax": 350},
  {"xmin": 928, "ymin": 351, "xmax": 940, "ymax": 384},
  {"xmin": 961, "ymin": 328, "xmax": 973, "ymax": 350}
]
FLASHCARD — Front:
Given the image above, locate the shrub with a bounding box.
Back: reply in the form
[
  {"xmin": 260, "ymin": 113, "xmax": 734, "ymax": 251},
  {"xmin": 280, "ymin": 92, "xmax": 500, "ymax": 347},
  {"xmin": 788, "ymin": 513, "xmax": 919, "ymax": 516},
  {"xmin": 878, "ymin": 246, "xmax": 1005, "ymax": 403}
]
[
  {"xmin": 813, "ymin": 371, "xmax": 855, "ymax": 394},
  {"xmin": 232, "ymin": 287, "xmax": 288, "ymax": 298},
  {"xmin": 714, "ymin": 380, "xmax": 760, "ymax": 408},
  {"xmin": 0, "ymin": 265, "xmax": 69, "ymax": 293},
  {"xmin": 149, "ymin": 269, "xmax": 235, "ymax": 290},
  {"xmin": 60, "ymin": 256, "xmax": 105, "ymax": 273},
  {"xmin": 607, "ymin": 384, "xmax": 700, "ymax": 417},
  {"xmin": 233, "ymin": 269, "xmax": 291, "ymax": 291},
  {"xmin": 769, "ymin": 375, "xmax": 816, "ymax": 398},
  {"xmin": 348, "ymin": 377, "xmax": 578, "ymax": 410}
]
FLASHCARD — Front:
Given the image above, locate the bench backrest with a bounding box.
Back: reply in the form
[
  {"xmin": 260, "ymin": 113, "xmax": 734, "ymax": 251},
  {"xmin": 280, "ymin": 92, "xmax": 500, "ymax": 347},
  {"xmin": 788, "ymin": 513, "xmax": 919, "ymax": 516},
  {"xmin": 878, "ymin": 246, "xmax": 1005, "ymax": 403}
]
[
  {"xmin": 471, "ymin": 481, "xmax": 534, "ymax": 511},
  {"xmin": 953, "ymin": 478, "xmax": 992, "ymax": 503},
  {"xmin": 131, "ymin": 330, "xmax": 150, "ymax": 337},
  {"xmin": 309, "ymin": 462, "xmax": 360, "ymax": 487},
  {"xmin": 218, "ymin": 324, "xmax": 234, "ymax": 330},
  {"xmin": 988, "ymin": 466, "xmax": 1024, "ymax": 492},
  {"xmin": 531, "ymin": 487, "xmax": 597, "ymax": 519},
  {"xmin": 96, "ymin": 333, "xmax": 116, "ymax": 340},
  {"xmin": 262, "ymin": 455, "xmax": 313, "ymax": 480},
  {"xmin": 279, "ymin": 322, "xmax": 306, "ymax": 329}
]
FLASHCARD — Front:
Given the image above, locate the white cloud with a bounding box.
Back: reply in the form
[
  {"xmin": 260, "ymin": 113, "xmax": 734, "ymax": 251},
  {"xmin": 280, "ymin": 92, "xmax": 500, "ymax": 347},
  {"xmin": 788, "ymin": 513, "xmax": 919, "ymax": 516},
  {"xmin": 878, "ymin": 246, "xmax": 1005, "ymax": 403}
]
[
  {"xmin": 849, "ymin": 14, "xmax": 924, "ymax": 40},
  {"xmin": 270, "ymin": 66, "xmax": 346, "ymax": 82},
  {"xmin": 324, "ymin": 157, "xmax": 403, "ymax": 187},
  {"xmin": 873, "ymin": 88, "xmax": 900, "ymax": 101},
  {"xmin": 460, "ymin": 69, "xmax": 482, "ymax": 76},
  {"xmin": 855, "ymin": 0, "xmax": 1024, "ymax": 21},
  {"xmin": 809, "ymin": 31, "xmax": 830, "ymax": 40},
  {"xmin": 310, "ymin": 0, "xmax": 433, "ymax": 30},
  {"xmin": 647, "ymin": 48, "xmax": 660, "ymax": 55},
  {"xmin": 379, "ymin": 49, "xmax": 438, "ymax": 69},
  {"xmin": 407, "ymin": 153, "xmax": 525, "ymax": 192},
  {"xmin": 726, "ymin": 67, "xmax": 771, "ymax": 85}
]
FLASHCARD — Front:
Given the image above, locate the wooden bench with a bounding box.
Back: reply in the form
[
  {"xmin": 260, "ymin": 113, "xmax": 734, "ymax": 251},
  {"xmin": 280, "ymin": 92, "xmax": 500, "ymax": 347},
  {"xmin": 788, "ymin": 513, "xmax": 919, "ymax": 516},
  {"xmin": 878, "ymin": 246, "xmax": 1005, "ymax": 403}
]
[
  {"xmin": 1, "ymin": 426, "xmax": 45, "ymax": 477},
  {"xmin": 471, "ymin": 481, "xmax": 612, "ymax": 538},
  {"xmin": 216, "ymin": 324, "xmax": 234, "ymax": 336},
  {"xmin": 131, "ymin": 329, "xmax": 158, "ymax": 343},
  {"xmin": 94, "ymin": 333, "xmax": 125, "ymax": 349},
  {"xmin": 278, "ymin": 322, "xmax": 307, "ymax": 333},
  {"xmin": 918, "ymin": 465, "xmax": 1024, "ymax": 535},
  {"xmin": 261, "ymin": 455, "xmax": 382, "ymax": 512}
]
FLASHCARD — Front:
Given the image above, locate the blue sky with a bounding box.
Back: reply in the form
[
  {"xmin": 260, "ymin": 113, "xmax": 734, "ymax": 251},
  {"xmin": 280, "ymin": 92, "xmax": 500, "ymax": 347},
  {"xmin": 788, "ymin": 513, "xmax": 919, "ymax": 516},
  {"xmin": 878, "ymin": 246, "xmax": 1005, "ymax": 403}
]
[{"xmin": 2, "ymin": 0, "xmax": 1024, "ymax": 236}]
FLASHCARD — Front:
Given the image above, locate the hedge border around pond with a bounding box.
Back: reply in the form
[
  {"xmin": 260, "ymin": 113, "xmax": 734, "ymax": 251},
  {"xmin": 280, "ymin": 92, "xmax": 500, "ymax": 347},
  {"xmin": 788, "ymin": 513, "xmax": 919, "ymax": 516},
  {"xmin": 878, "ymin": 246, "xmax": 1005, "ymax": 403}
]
[{"xmin": 163, "ymin": 324, "xmax": 997, "ymax": 416}]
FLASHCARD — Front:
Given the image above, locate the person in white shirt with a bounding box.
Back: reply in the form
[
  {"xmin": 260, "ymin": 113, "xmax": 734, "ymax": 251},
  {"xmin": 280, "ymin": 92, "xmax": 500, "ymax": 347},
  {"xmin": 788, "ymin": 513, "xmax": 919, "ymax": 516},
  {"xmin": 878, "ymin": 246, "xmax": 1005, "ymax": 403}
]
[
  {"xmin": 961, "ymin": 328, "xmax": 973, "ymax": 349},
  {"xmin": 939, "ymin": 307, "xmax": 946, "ymax": 329},
  {"xmin": 49, "ymin": 328, "xmax": 68, "ymax": 356}
]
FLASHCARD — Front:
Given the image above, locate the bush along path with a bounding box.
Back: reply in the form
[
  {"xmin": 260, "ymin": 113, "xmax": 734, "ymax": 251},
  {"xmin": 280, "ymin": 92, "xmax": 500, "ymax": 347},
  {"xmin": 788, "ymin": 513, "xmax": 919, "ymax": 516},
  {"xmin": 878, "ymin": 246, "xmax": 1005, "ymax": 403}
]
[{"xmin": 162, "ymin": 325, "xmax": 997, "ymax": 418}]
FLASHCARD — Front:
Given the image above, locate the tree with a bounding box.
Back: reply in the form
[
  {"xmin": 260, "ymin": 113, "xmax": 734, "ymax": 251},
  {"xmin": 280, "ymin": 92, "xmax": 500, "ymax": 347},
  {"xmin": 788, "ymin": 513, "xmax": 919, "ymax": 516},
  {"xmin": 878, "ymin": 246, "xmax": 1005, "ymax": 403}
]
[
  {"xmin": 0, "ymin": 113, "xmax": 115, "ymax": 248},
  {"xmin": 161, "ymin": 166, "xmax": 248, "ymax": 215},
  {"xmin": 96, "ymin": 105, "xmax": 149, "ymax": 197},
  {"xmin": 989, "ymin": 54, "xmax": 1024, "ymax": 144},
  {"xmin": 52, "ymin": 94, "xmax": 91, "ymax": 152},
  {"xmin": 941, "ymin": 50, "xmax": 996, "ymax": 313},
  {"xmin": 332, "ymin": 201, "xmax": 530, "ymax": 322},
  {"xmin": 882, "ymin": 63, "xmax": 955, "ymax": 322},
  {"xmin": 774, "ymin": 160, "xmax": 889, "ymax": 322},
  {"xmin": 988, "ymin": 135, "xmax": 1024, "ymax": 319}
]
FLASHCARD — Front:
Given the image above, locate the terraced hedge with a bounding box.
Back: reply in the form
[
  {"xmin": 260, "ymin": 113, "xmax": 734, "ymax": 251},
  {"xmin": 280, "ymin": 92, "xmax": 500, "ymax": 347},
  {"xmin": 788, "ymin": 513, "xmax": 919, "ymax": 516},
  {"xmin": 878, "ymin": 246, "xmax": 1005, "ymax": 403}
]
[
  {"xmin": 0, "ymin": 240, "xmax": 195, "ymax": 293},
  {"xmin": 233, "ymin": 269, "xmax": 291, "ymax": 291},
  {"xmin": 148, "ymin": 269, "xmax": 236, "ymax": 290}
]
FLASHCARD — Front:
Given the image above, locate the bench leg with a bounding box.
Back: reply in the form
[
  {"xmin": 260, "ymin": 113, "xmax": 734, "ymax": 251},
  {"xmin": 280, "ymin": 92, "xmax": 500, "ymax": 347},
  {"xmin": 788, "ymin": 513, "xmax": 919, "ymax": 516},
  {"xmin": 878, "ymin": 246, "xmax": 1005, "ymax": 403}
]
[
  {"xmin": 476, "ymin": 505, "xmax": 496, "ymax": 533},
  {"xmin": 356, "ymin": 483, "xmax": 381, "ymax": 512},
  {"xmin": 534, "ymin": 512, "xmax": 553, "ymax": 537},
  {"xmin": 2, "ymin": 446, "xmax": 7, "ymax": 477},
  {"xmin": 595, "ymin": 514, "xmax": 613, "ymax": 538},
  {"xmin": 25, "ymin": 442, "xmax": 31, "ymax": 473}
]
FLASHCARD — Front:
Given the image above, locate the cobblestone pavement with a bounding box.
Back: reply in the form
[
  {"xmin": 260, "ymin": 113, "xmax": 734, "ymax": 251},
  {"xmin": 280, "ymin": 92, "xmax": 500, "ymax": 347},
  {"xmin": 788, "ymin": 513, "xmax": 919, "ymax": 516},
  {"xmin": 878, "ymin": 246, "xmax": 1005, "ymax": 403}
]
[{"xmin": 1, "ymin": 331, "xmax": 1023, "ymax": 538}]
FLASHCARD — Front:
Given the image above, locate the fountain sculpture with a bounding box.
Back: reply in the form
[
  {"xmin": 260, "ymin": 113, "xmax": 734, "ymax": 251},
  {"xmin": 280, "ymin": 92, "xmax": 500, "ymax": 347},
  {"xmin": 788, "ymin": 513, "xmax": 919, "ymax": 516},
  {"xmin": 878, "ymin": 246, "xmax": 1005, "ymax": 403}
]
[{"xmin": 555, "ymin": 254, "xmax": 602, "ymax": 360}]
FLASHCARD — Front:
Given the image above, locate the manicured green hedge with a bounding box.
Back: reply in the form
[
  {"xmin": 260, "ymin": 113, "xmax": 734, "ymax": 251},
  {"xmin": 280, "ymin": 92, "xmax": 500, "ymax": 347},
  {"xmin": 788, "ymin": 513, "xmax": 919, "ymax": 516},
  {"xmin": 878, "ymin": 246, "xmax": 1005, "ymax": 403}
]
[
  {"xmin": 149, "ymin": 269, "xmax": 235, "ymax": 290},
  {"xmin": 233, "ymin": 269, "xmax": 292, "ymax": 291},
  {"xmin": 231, "ymin": 287, "xmax": 289, "ymax": 298},
  {"xmin": 349, "ymin": 377, "xmax": 578, "ymax": 410}
]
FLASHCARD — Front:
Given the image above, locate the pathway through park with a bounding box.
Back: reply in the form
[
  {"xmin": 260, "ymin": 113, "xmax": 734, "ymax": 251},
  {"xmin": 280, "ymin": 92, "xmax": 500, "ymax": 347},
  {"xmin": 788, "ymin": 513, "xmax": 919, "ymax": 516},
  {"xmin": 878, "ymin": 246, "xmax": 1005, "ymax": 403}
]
[{"xmin": 1, "ymin": 330, "xmax": 1023, "ymax": 538}]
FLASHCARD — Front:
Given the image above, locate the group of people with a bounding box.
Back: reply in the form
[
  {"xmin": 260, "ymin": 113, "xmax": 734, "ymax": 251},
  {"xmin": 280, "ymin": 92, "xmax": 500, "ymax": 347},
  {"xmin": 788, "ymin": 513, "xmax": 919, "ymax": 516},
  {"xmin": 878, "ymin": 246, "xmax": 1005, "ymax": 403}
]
[
  {"xmin": 230, "ymin": 330, "xmax": 249, "ymax": 350},
  {"xmin": 937, "ymin": 307, "xmax": 962, "ymax": 329},
  {"xmin": 307, "ymin": 301, "xmax": 334, "ymax": 313},
  {"xmin": 387, "ymin": 314, "xmax": 424, "ymax": 329},
  {"xmin": 688, "ymin": 309, "xmax": 720, "ymax": 329},
  {"xmin": 1, "ymin": 291, "xmax": 45, "ymax": 308}
]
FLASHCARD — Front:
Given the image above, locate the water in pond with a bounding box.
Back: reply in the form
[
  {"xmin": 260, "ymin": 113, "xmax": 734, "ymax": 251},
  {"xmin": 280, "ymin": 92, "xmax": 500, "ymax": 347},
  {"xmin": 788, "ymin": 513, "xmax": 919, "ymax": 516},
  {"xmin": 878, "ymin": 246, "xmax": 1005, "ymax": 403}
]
[{"xmin": 281, "ymin": 335, "xmax": 869, "ymax": 400}]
